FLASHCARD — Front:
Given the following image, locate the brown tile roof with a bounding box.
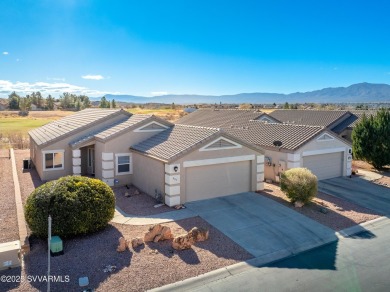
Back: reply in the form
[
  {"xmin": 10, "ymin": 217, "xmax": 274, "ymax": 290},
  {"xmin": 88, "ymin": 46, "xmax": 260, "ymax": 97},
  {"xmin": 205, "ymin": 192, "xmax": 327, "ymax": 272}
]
[
  {"xmin": 269, "ymin": 109, "xmax": 351, "ymax": 127},
  {"xmin": 223, "ymin": 121, "xmax": 325, "ymax": 151},
  {"xmin": 29, "ymin": 108, "xmax": 130, "ymax": 147},
  {"xmin": 131, "ymin": 124, "xmax": 221, "ymax": 162},
  {"xmin": 177, "ymin": 109, "xmax": 264, "ymax": 127},
  {"xmin": 69, "ymin": 114, "xmax": 159, "ymax": 148},
  {"xmin": 348, "ymin": 110, "xmax": 377, "ymax": 127}
]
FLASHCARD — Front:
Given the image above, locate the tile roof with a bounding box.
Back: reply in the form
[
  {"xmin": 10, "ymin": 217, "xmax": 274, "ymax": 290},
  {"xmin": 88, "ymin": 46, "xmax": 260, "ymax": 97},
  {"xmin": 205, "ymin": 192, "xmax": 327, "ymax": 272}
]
[
  {"xmin": 348, "ymin": 110, "xmax": 377, "ymax": 127},
  {"xmin": 177, "ymin": 109, "xmax": 264, "ymax": 127},
  {"xmin": 29, "ymin": 108, "xmax": 129, "ymax": 147},
  {"xmin": 69, "ymin": 114, "xmax": 156, "ymax": 148},
  {"xmin": 131, "ymin": 124, "xmax": 221, "ymax": 162},
  {"xmin": 223, "ymin": 121, "xmax": 325, "ymax": 151},
  {"xmin": 330, "ymin": 114, "xmax": 358, "ymax": 133},
  {"xmin": 269, "ymin": 110, "xmax": 350, "ymax": 127}
]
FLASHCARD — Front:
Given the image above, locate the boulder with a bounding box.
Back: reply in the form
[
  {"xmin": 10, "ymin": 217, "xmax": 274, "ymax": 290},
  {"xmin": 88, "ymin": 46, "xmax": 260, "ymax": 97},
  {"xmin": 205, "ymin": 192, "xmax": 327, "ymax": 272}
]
[
  {"xmin": 294, "ymin": 201, "xmax": 304, "ymax": 208},
  {"xmin": 131, "ymin": 237, "xmax": 144, "ymax": 249},
  {"xmin": 188, "ymin": 227, "xmax": 209, "ymax": 242},
  {"xmin": 124, "ymin": 192, "xmax": 131, "ymax": 197},
  {"xmin": 116, "ymin": 237, "xmax": 127, "ymax": 252},
  {"xmin": 144, "ymin": 224, "xmax": 173, "ymax": 242},
  {"xmin": 134, "ymin": 189, "xmax": 140, "ymax": 195},
  {"xmin": 172, "ymin": 234, "xmax": 195, "ymax": 250}
]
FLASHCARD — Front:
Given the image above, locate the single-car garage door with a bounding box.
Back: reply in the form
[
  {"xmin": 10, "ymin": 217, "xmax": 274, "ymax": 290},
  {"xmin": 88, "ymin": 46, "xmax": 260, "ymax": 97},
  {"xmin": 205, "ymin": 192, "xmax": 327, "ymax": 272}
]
[
  {"xmin": 303, "ymin": 152, "xmax": 343, "ymax": 180},
  {"xmin": 186, "ymin": 161, "xmax": 251, "ymax": 202}
]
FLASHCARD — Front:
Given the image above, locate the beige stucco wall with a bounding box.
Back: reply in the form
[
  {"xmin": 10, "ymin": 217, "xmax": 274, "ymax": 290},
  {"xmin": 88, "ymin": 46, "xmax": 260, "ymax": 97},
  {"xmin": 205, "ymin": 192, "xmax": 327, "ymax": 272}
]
[
  {"xmin": 296, "ymin": 132, "xmax": 351, "ymax": 177},
  {"xmin": 168, "ymin": 138, "xmax": 264, "ymax": 204},
  {"xmin": 36, "ymin": 112, "xmax": 129, "ymax": 181},
  {"xmin": 263, "ymin": 150, "xmax": 289, "ymax": 181},
  {"xmin": 132, "ymin": 152, "xmax": 165, "ymax": 198}
]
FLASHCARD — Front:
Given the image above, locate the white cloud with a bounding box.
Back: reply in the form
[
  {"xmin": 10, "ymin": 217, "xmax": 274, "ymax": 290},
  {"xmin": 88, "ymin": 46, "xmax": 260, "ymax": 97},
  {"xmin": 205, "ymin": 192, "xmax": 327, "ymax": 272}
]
[
  {"xmin": 2, "ymin": 52, "xmax": 9, "ymax": 55},
  {"xmin": 0, "ymin": 79, "xmax": 120, "ymax": 97},
  {"xmin": 151, "ymin": 91, "xmax": 168, "ymax": 96},
  {"xmin": 46, "ymin": 77, "xmax": 66, "ymax": 82},
  {"xmin": 81, "ymin": 74, "xmax": 104, "ymax": 80}
]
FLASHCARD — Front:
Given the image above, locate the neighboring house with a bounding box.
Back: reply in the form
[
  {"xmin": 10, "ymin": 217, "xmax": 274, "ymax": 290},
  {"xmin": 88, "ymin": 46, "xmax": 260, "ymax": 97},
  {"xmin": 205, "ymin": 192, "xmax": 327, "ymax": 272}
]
[
  {"xmin": 268, "ymin": 109, "xmax": 358, "ymax": 141},
  {"xmin": 177, "ymin": 109, "xmax": 352, "ymax": 181},
  {"xmin": 29, "ymin": 109, "xmax": 265, "ymax": 206}
]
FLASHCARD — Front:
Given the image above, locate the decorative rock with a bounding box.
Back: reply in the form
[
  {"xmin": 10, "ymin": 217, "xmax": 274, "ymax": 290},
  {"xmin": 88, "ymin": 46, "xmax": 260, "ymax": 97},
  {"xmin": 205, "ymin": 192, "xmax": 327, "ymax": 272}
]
[
  {"xmin": 131, "ymin": 237, "xmax": 144, "ymax": 249},
  {"xmin": 294, "ymin": 201, "xmax": 304, "ymax": 208},
  {"xmin": 172, "ymin": 234, "xmax": 195, "ymax": 250},
  {"xmin": 124, "ymin": 192, "xmax": 131, "ymax": 197},
  {"xmin": 188, "ymin": 227, "xmax": 209, "ymax": 242},
  {"xmin": 144, "ymin": 224, "xmax": 173, "ymax": 242},
  {"xmin": 116, "ymin": 237, "xmax": 127, "ymax": 252},
  {"xmin": 134, "ymin": 189, "xmax": 140, "ymax": 195}
]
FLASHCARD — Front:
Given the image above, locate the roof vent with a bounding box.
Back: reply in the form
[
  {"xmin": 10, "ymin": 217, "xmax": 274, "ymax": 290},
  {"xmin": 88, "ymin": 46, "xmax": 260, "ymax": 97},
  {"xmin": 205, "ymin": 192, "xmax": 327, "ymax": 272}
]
[{"xmin": 273, "ymin": 140, "xmax": 283, "ymax": 151}]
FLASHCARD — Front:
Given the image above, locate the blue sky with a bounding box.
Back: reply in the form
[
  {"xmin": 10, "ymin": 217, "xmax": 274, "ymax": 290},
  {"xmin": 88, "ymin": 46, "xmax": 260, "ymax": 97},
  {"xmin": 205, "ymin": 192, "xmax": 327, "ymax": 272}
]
[{"xmin": 1, "ymin": 0, "xmax": 390, "ymax": 98}]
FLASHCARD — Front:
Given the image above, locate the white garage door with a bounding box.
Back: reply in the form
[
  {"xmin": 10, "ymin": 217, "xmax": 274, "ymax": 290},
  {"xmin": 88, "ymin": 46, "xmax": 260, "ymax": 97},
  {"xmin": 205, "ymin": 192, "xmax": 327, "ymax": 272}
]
[
  {"xmin": 186, "ymin": 161, "xmax": 251, "ymax": 202},
  {"xmin": 303, "ymin": 152, "xmax": 344, "ymax": 180}
]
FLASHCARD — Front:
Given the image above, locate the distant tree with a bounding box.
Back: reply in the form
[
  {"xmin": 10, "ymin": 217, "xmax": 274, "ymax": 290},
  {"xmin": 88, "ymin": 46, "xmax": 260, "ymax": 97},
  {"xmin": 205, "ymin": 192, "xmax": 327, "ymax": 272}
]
[
  {"xmin": 19, "ymin": 97, "xmax": 31, "ymax": 112},
  {"xmin": 352, "ymin": 109, "xmax": 390, "ymax": 169},
  {"xmin": 111, "ymin": 99, "xmax": 116, "ymax": 108},
  {"xmin": 171, "ymin": 102, "xmax": 175, "ymax": 110},
  {"xmin": 283, "ymin": 102, "xmax": 289, "ymax": 109},
  {"xmin": 272, "ymin": 102, "xmax": 276, "ymax": 107},
  {"xmin": 80, "ymin": 95, "xmax": 91, "ymax": 109},
  {"xmin": 46, "ymin": 95, "xmax": 55, "ymax": 110},
  {"xmin": 36, "ymin": 91, "xmax": 43, "ymax": 108},
  {"xmin": 76, "ymin": 100, "xmax": 81, "ymax": 111},
  {"xmin": 8, "ymin": 91, "xmax": 20, "ymax": 109},
  {"xmin": 99, "ymin": 96, "xmax": 110, "ymax": 108}
]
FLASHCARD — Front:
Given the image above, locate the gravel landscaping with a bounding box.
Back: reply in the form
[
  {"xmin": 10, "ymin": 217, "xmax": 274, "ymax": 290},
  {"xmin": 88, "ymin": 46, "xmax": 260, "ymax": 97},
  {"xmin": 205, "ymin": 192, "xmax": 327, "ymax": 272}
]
[
  {"xmin": 2, "ymin": 217, "xmax": 252, "ymax": 292},
  {"xmin": 258, "ymin": 183, "xmax": 382, "ymax": 231},
  {"xmin": 114, "ymin": 186, "xmax": 175, "ymax": 216},
  {"xmin": 0, "ymin": 155, "xmax": 19, "ymax": 243}
]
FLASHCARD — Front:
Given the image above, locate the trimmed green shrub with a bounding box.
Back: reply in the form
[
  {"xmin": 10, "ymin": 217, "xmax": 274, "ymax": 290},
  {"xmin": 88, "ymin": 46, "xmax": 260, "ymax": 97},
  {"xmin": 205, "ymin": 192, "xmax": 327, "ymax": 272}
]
[
  {"xmin": 280, "ymin": 168, "xmax": 318, "ymax": 204},
  {"xmin": 25, "ymin": 176, "xmax": 115, "ymax": 238}
]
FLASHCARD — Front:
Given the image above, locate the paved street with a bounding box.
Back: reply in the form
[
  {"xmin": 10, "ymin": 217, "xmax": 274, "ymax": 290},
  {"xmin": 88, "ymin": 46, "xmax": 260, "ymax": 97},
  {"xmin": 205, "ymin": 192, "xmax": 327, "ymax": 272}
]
[{"xmin": 190, "ymin": 218, "xmax": 390, "ymax": 292}]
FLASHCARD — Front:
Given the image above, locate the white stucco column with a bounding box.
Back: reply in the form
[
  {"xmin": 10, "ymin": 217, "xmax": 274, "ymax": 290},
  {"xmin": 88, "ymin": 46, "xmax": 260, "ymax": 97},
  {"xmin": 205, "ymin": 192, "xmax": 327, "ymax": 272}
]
[
  {"xmin": 102, "ymin": 152, "xmax": 114, "ymax": 186},
  {"xmin": 72, "ymin": 149, "xmax": 81, "ymax": 175},
  {"xmin": 287, "ymin": 153, "xmax": 301, "ymax": 169},
  {"xmin": 164, "ymin": 163, "xmax": 181, "ymax": 206},
  {"xmin": 256, "ymin": 155, "xmax": 265, "ymax": 191}
]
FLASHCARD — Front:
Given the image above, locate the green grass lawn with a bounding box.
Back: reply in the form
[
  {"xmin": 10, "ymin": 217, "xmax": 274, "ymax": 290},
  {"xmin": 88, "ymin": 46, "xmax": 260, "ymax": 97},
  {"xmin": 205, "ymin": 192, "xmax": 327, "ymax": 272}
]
[{"xmin": 0, "ymin": 118, "xmax": 53, "ymax": 135}]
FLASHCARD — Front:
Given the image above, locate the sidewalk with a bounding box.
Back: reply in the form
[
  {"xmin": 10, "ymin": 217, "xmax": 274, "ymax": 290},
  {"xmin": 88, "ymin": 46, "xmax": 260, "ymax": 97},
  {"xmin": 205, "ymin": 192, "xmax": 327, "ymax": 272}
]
[{"xmin": 110, "ymin": 206, "xmax": 196, "ymax": 225}]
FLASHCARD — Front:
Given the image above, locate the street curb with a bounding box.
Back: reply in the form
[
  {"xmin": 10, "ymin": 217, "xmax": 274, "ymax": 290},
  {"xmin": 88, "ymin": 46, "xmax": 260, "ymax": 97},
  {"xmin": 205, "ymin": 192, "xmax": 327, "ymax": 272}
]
[{"xmin": 149, "ymin": 217, "xmax": 390, "ymax": 292}]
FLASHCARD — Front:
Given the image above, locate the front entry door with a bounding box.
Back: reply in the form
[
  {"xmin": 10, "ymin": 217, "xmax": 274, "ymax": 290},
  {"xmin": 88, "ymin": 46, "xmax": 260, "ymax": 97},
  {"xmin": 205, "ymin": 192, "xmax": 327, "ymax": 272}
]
[{"xmin": 87, "ymin": 148, "xmax": 95, "ymax": 175}]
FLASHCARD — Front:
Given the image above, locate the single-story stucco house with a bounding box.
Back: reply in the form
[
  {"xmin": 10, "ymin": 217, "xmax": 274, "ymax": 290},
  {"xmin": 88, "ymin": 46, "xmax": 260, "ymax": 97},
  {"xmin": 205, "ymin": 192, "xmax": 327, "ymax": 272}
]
[
  {"xmin": 177, "ymin": 109, "xmax": 353, "ymax": 182},
  {"xmin": 29, "ymin": 109, "xmax": 265, "ymax": 206}
]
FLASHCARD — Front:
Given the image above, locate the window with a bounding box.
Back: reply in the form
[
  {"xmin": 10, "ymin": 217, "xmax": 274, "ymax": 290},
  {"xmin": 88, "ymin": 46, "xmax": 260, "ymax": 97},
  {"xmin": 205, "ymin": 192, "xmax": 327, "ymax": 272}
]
[
  {"xmin": 43, "ymin": 150, "xmax": 64, "ymax": 171},
  {"xmin": 116, "ymin": 153, "xmax": 132, "ymax": 175}
]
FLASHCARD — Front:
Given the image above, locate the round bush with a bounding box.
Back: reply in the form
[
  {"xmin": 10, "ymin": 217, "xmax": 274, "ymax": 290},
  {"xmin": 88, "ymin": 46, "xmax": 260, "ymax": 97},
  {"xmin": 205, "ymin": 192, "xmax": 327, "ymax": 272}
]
[
  {"xmin": 24, "ymin": 176, "xmax": 115, "ymax": 238},
  {"xmin": 280, "ymin": 168, "xmax": 318, "ymax": 204}
]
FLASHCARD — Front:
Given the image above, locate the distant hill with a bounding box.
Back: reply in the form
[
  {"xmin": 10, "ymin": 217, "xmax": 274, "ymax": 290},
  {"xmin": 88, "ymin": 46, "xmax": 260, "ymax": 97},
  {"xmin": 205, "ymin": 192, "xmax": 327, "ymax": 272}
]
[{"xmin": 96, "ymin": 83, "xmax": 390, "ymax": 104}]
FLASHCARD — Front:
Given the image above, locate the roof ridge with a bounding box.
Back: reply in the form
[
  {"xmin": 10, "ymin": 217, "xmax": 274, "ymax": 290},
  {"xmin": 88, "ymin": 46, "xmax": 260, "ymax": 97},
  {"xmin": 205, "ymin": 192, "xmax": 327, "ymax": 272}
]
[
  {"xmin": 248, "ymin": 120, "xmax": 324, "ymax": 129},
  {"xmin": 175, "ymin": 123, "xmax": 220, "ymax": 131}
]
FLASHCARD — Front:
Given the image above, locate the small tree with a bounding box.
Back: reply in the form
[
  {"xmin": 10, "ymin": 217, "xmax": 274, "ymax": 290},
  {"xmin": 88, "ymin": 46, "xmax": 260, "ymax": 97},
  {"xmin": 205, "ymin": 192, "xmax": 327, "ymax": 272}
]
[
  {"xmin": 111, "ymin": 99, "xmax": 116, "ymax": 108},
  {"xmin": 280, "ymin": 168, "xmax": 318, "ymax": 205},
  {"xmin": 352, "ymin": 109, "xmax": 390, "ymax": 169}
]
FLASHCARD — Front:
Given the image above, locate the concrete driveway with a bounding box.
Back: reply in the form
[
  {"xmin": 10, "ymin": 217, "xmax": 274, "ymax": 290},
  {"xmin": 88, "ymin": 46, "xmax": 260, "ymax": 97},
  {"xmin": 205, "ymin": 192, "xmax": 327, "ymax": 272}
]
[
  {"xmin": 185, "ymin": 192, "xmax": 336, "ymax": 258},
  {"xmin": 319, "ymin": 177, "xmax": 390, "ymax": 215}
]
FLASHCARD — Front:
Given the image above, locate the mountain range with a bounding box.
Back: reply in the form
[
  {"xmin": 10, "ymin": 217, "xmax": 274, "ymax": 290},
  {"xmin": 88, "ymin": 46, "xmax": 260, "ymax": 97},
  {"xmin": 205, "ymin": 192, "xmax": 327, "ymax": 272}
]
[{"xmin": 98, "ymin": 82, "xmax": 390, "ymax": 104}]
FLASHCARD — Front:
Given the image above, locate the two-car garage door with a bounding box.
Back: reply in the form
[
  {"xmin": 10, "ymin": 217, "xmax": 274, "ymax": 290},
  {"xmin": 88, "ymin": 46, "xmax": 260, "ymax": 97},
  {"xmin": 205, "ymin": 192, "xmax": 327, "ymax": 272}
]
[
  {"xmin": 302, "ymin": 152, "xmax": 344, "ymax": 180},
  {"xmin": 185, "ymin": 161, "xmax": 251, "ymax": 202}
]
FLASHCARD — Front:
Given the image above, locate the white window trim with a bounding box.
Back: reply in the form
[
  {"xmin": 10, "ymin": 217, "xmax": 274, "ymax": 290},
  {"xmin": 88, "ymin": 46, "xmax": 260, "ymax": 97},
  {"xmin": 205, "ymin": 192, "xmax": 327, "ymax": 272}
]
[
  {"xmin": 316, "ymin": 133, "xmax": 335, "ymax": 142},
  {"xmin": 199, "ymin": 137, "xmax": 242, "ymax": 152},
  {"xmin": 42, "ymin": 149, "xmax": 65, "ymax": 171},
  {"xmin": 133, "ymin": 121, "xmax": 169, "ymax": 132},
  {"xmin": 115, "ymin": 153, "xmax": 132, "ymax": 175}
]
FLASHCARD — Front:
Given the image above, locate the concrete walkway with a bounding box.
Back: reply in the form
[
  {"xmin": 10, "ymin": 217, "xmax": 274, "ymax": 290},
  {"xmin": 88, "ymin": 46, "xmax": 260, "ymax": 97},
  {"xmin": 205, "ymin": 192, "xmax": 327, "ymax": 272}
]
[{"xmin": 110, "ymin": 206, "xmax": 196, "ymax": 225}]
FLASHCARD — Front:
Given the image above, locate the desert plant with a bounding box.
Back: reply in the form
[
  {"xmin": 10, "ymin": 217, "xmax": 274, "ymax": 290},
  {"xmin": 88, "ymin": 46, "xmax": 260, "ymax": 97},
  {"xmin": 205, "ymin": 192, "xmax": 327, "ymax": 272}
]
[
  {"xmin": 280, "ymin": 168, "xmax": 318, "ymax": 204},
  {"xmin": 24, "ymin": 176, "xmax": 115, "ymax": 238}
]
